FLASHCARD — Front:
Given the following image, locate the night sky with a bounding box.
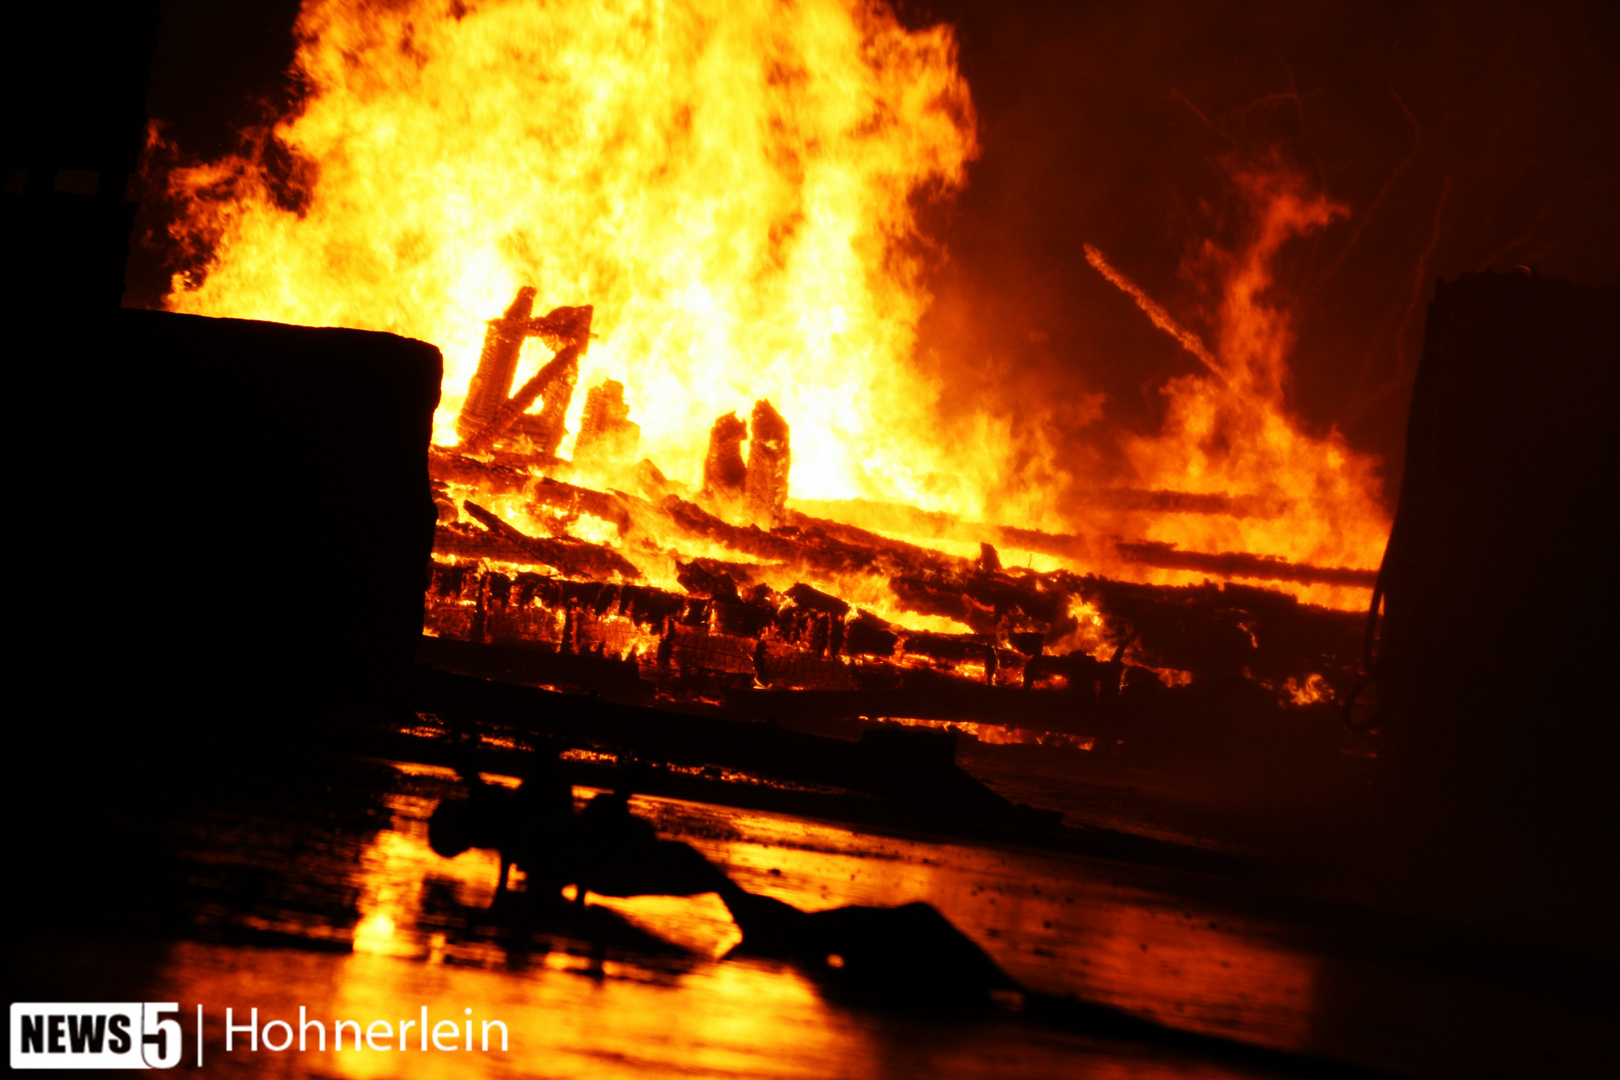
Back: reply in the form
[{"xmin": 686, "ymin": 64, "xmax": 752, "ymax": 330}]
[{"xmin": 131, "ymin": 0, "xmax": 1620, "ymax": 501}]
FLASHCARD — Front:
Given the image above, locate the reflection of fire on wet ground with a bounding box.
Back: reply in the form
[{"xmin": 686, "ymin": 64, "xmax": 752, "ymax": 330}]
[
  {"xmin": 340, "ymin": 765, "xmax": 1316, "ymax": 1049},
  {"xmin": 169, "ymin": 758, "xmax": 1328, "ymax": 1074},
  {"xmin": 67, "ymin": 756, "xmax": 1607, "ymax": 1080}
]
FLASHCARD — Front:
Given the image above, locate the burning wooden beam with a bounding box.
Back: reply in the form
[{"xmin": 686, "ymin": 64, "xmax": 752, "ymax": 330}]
[
  {"xmin": 462, "ymin": 302, "xmax": 593, "ymax": 454},
  {"xmin": 1114, "ymin": 541, "xmax": 1379, "ymax": 589},
  {"xmin": 428, "ymin": 445, "xmax": 532, "ymax": 493},
  {"xmin": 459, "ymin": 499, "xmax": 642, "ymax": 580},
  {"xmin": 530, "ymin": 474, "xmax": 633, "ymax": 536},
  {"xmin": 455, "ymin": 285, "xmax": 535, "ymax": 441},
  {"xmin": 744, "ymin": 398, "xmax": 791, "ymax": 526},
  {"xmin": 702, "ymin": 410, "xmax": 748, "ymax": 504}
]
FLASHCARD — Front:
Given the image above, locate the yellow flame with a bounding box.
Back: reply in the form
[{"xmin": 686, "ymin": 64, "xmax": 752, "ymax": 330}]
[
  {"xmin": 165, "ymin": 0, "xmax": 980, "ymax": 510},
  {"xmin": 161, "ymin": 2, "xmax": 1391, "ymax": 611}
]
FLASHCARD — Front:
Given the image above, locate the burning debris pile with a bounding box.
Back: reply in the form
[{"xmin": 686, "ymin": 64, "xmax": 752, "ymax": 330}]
[
  {"xmin": 423, "ymin": 287, "xmax": 1366, "ymax": 749},
  {"xmin": 157, "ymin": 0, "xmax": 1393, "ymax": 720}
]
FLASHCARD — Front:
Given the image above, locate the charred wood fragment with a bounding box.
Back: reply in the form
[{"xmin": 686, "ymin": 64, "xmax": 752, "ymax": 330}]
[
  {"xmin": 1088, "ymin": 487, "xmax": 1291, "ymax": 518},
  {"xmin": 461, "ymin": 499, "xmax": 642, "ymax": 580},
  {"xmin": 744, "ymin": 398, "xmax": 791, "ymax": 526},
  {"xmin": 463, "ymin": 304, "xmax": 593, "ymax": 454},
  {"xmin": 575, "ymin": 379, "xmax": 641, "ymax": 461},
  {"xmin": 484, "ymin": 447, "xmax": 569, "ymax": 472},
  {"xmin": 432, "ymin": 520, "xmax": 537, "ymax": 564},
  {"xmin": 786, "ymin": 582, "xmax": 851, "ymax": 617},
  {"xmin": 530, "ymin": 475, "xmax": 632, "ymax": 535},
  {"xmin": 660, "ymin": 495, "xmax": 879, "ymax": 575},
  {"xmin": 504, "ymin": 576, "xmax": 682, "ymax": 629},
  {"xmin": 702, "ymin": 411, "xmax": 748, "ymax": 503},
  {"xmin": 521, "ymin": 349, "xmax": 580, "ymax": 456},
  {"xmin": 1115, "ymin": 540, "xmax": 1378, "ymax": 588},
  {"xmin": 427, "ymin": 560, "xmax": 477, "ymax": 601},
  {"xmin": 428, "ymin": 445, "xmax": 533, "ymax": 494},
  {"xmin": 784, "ymin": 508, "xmax": 969, "ymax": 574},
  {"xmin": 430, "ymin": 478, "xmax": 458, "ymax": 523},
  {"xmin": 1009, "ymin": 631, "xmax": 1045, "ymax": 657},
  {"xmin": 844, "ymin": 610, "xmax": 900, "ymax": 659},
  {"xmin": 886, "ymin": 565, "xmax": 1068, "ymax": 637},
  {"xmin": 1081, "ymin": 577, "xmax": 1363, "ymax": 690},
  {"xmin": 900, "ymin": 630, "xmax": 999, "ymax": 671},
  {"xmin": 712, "ymin": 596, "xmax": 778, "ymax": 639},
  {"xmin": 456, "ymin": 286, "xmax": 536, "ymax": 441},
  {"xmin": 890, "ymin": 574, "xmax": 998, "ymax": 633},
  {"xmin": 677, "ymin": 559, "xmax": 742, "ymax": 600},
  {"xmin": 1023, "ymin": 650, "xmax": 1111, "ymax": 694}
]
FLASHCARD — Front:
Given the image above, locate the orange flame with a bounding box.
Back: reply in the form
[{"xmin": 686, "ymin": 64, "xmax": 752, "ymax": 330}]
[
  {"xmin": 1100, "ymin": 164, "xmax": 1390, "ymax": 606},
  {"xmin": 158, "ymin": 2, "xmax": 1390, "ymax": 611},
  {"xmin": 165, "ymin": 0, "xmax": 981, "ymax": 510}
]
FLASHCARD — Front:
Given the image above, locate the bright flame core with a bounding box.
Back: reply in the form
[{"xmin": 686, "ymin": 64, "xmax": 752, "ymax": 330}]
[{"xmin": 165, "ymin": 0, "xmax": 979, "ymax": 508}]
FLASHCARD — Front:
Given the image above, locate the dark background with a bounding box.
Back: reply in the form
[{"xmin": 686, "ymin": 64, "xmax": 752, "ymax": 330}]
[{"xmin": 126, "ymin": 0, "xmax": 1620, "ymax": 502}]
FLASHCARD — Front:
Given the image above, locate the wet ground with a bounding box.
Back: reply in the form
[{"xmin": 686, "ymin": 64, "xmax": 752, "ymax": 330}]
[{"xmin": 9, "ymin": 751, "xmax": 1614, "ymax": 1079}]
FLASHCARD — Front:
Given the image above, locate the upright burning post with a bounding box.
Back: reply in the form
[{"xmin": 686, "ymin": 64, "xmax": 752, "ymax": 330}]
[
  {"xmin": 745, "ymin": 398, "xmax": 791, "ymax": 526},
  {"xmin": 702, "ymin": 411, "xmax": 749, "ymax": 507},
  {"xmin": 456, "ymin": 286, "xmax": 536, "ymax": 441}
]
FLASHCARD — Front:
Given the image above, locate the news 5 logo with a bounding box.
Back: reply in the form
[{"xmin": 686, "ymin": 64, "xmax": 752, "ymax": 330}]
[{"xmin": 10, "ymin": 1003, "xmax": 184, "ymax": 1069}]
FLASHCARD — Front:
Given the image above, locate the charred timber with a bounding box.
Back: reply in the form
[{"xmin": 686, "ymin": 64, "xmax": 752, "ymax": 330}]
[
  {"xmin": 744, "ymin": 398, "xmax": 791, "ymax": 526},
  {"xmin": 458, "ymin": 500, "xmax": 642, "ymax": 579},
  {"xmin": 435, "ymin": 566, "xmax": 685, "ymax": 627},
  {"xmin": 1087, "ymin": 487, "xmax": 1292, "ymax": 519},
  {"xmin": 701, "ymin": 411, "xmax": 749, "ymax": 502},
  {"xmin": 575, "ymin": 379, "xmax": 640, "ymax": 461},
  {"xmin": 784, "ymin": 503, "xmax": 1370, "ymax": 590},
  {"xmin": 407, "ymin": 664, "xmax": 1038, "ymax": 829},
  {"xmin": 660, "ymin": 495, "xmax": 883, "ymax": 576},
  {"xmin": 1113, "ymin": 540, "xmax": 1378, "ymax": 588},
  {"xmin": 784, "ymin": 508, "xmax": 970, "ymax": 573},
  {"xmin": 530, "ymin": 475, "xmax": 633, "ymax": 535},
  {"xmin": 462, "ymin": 304, "xmax": 593, "ymax": 454},
  {"xmin": 456, "ymin": 286, "xmax": 536, "ymax": 441},
  {"xmin": 428, "ymin": 446, "xmax": 533, "ymax": 493},
  {"xmin": 1080, "ymin": 576, "xmax": 1364, "ymax": 687}
]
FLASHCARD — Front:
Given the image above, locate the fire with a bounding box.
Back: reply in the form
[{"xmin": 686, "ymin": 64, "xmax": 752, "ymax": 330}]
[
  {"xmin": 163, "ymin": 0, "xmax": 981, "ymax": 511},
  {"xmin": 155, "ymin": 0, "xmax": 1390, "ymax": 627},
  {"xmin": 1088, "ymin": 164, "xmax": 1390, "ymax": 607}
]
